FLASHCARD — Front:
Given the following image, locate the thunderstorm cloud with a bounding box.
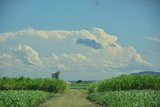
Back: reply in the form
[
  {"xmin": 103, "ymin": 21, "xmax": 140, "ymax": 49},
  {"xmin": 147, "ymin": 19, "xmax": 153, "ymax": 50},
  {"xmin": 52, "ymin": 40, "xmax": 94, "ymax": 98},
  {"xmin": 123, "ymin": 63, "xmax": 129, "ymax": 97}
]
[{"xmin": 0, "ymin": 28, "xmax": 154, "ymax": 79}]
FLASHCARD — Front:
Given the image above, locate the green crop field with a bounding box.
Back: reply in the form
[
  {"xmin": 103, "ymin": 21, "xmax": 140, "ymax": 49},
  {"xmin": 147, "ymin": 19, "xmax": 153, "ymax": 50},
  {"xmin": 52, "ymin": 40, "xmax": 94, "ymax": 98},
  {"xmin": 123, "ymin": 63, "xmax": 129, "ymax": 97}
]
[
  {"xmin": 87, "ymin": 75, "xmax": 160, "ymax": 107},
  {"xmin": 88, "ymin": 75, "xmax": 160, "ymax": 93},
  {"xmin": 1, "ymin": 75, "xmax": 160, "ymax": 107},
  {"xmin": 0, "ymin": 90, "xmax": 54, "ymax": 107},
  {"xmin": 0, "ymin": 77, "xmax": 68, "ymax": 107},
  {"xmin": 0, "ymin": 77, "xmax": 68, "ymax": 93},
  {"xmin": 88, "ymin": 90, "xmax": 160, "ymax": 107}
]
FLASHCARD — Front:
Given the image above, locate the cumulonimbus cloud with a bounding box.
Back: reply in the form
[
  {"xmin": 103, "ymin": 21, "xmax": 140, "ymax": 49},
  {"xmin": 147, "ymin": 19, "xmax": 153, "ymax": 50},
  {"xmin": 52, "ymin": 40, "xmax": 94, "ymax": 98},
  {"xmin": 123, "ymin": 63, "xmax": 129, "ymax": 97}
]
[{"xmin": 0, "ymin": 28, "xmax": 154, "ymax": 77}]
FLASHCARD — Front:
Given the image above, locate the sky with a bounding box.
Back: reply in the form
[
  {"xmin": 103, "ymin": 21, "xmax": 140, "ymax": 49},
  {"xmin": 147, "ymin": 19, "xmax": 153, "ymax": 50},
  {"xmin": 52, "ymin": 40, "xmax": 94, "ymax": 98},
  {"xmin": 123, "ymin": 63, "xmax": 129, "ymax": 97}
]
[{"xmin": 0, "ymin": 0, "xmax": 160, "ymax": 80}]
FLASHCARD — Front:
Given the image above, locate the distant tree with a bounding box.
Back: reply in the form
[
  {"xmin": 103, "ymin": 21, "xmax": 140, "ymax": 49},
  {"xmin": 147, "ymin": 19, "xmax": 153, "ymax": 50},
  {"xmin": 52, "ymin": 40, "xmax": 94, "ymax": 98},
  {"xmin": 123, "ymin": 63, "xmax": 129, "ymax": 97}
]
[
  {"xmin": 77, "ymin": 80, "xmax": 83, "ymax": 83},
  {"xmin": 51, "ymin": 71, "xmax": 61, "ymax": 79}
]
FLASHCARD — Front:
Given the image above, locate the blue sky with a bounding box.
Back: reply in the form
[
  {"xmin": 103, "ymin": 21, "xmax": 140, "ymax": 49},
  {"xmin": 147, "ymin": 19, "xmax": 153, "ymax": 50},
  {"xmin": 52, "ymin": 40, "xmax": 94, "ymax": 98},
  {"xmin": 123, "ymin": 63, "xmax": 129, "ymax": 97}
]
[{"xmin": 0, "ymin": 0, "xmax": 160, "ymax": 80}]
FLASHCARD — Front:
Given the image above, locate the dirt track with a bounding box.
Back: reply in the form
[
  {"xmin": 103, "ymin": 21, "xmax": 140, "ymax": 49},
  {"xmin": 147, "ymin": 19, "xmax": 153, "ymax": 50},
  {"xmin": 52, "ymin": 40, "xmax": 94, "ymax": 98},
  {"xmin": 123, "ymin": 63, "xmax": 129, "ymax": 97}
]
[{"xmin": 39, "ymin": 89, "xmax": 101, "ymax": 107}]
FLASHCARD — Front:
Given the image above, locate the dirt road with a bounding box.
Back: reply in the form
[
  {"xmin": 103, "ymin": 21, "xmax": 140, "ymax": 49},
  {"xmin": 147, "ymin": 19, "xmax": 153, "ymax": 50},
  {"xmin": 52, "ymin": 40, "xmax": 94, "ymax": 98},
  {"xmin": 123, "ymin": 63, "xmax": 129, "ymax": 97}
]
[{"xmin": 39, "ymin": 89, "xmax": 101, "ymax": 107}]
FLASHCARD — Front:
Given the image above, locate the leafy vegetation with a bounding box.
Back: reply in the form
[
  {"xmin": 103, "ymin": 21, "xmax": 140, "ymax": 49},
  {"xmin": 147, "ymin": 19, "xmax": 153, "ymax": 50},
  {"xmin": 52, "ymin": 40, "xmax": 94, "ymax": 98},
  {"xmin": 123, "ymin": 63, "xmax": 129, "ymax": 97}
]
[
  {"xmin": 88, "ymin": 90, "xmax": 160, "ymax": 107},
  {"xmin": 51, "ymin": 71, "xmax": 61, "ymax": 79},
  {"xmin": 87, "ymin": 75, "xmax": 160, "ymax": 107},
  {"xmin": 88, "ymin": 75, "xmax": 160, "ymax": 93},
  {"xmin": 0, "ymin": 77, "xmax": 68, "ymax": 93},
  {"xmin": 0, "ymin": 90, "xmax": 54, "ymax": 107}
]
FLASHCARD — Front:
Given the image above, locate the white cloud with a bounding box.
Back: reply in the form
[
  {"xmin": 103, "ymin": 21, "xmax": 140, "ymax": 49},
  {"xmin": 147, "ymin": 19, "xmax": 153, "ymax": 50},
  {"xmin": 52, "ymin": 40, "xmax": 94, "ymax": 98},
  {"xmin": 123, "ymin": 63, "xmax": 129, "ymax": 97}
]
[
  {"xmin": 0, "ymin": 54, "xmax": 13, "ymax": 69},
  {"xmin": 56, "ymin": 63, "xmax": 67, "ymax": 70},
  {"xmin": 0, "ymin": 32, "xmax": 15, "ymax": 42},
  {"xmin": 0, "ymin": 28, "xmax": 154, "ymax": 78},
  {"xmin": 51, "ymin": 53, "xmax": 60, "ymax": 61},
  {"xmin": 10, "ymin": 44, "xmax": 43, "ymax": 66},
  {"xmin": 0, "ymin": 53, "xmax": 34, "ymax": 72},
  {"xmin": 62, "ymin": 53, "xmax": 86, "ymax": 62},
  {"xmin": 143, "ymin": 36, "xmax": 160, "ymax": 42},
  {"xmin": 91, "ymin": 27, "xmax": 118, "ymax": 46},
  {"xmin": 0, "ymin": 27, "xmax": 108, "ymax": 43}
]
